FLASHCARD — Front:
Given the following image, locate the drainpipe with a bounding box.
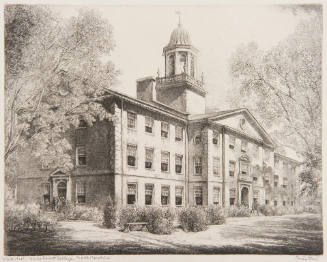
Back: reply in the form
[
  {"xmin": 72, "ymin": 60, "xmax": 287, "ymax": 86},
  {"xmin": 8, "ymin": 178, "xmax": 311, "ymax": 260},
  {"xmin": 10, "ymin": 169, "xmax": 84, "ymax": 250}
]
[
  {"xmin": 120, "ymin": 98, "xmax": 124, "ymax": 206},
  {"xmin": 221, "ymin": 126, "xmax": 226, "ymax": 207},
  {"xmin": 185, "ymin": 123, "xmax": 189, "ymax": 207}
]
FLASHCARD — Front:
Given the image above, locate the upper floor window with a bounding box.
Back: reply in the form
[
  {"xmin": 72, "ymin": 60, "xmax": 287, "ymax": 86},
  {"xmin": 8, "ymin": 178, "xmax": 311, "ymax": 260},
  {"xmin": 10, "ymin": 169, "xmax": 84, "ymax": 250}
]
[
  {"xmin": 194, "ymin": 156, "xmax": 202, "ymax": 175},
  {"xmin": 161, "ymin": 151, "xmax": 170, "ymax": 172},
  {"xmin": 76, "ymin": 145, "xmax": 86, "ymax": 166},
  {"xmin": 283, "ymin": 178, "xmax": 288, "ymax": 188},
  {"xmin": 145, "ymin": 147, "xmax": 154, "ymax": 169},
  {"xmin": 264, "ymin": 149, "xmax": 271, "ymax": 161},
  {"xmin": 213, "ymin": 131, "xmax": 219, "ymax": 146},
  {"xmin": 253, "ymin": 190, "xmax": 259, "ymax": 199},
  {"xmin": 161, "ymin": 122, "xmax": 169, "ymax": 138},
  {"xmin": 175, "ymin": 186, "xmax": 183, "ymax": 206},
  {"xmin": 253, "ymin": 176, "xmax": 258, "ymax": 183},
  {"xmin": 76, "ymin": 182, "xmax": 86, "ymax": 203},
  {"xmin": 76, "ymin": 120, "xmax": 87, "ymax": 145},
  {"xmin": 161, "ymin": 186, "xmax": 170, "ymax": 205},
  {"xmin": 229, "ymin": 135, "xmax": 235, "ymax": 150},
  {"xmin": 145, "ymin": 184, "xmax": 154, "ymax": 205},
  {"xmin": 194, "ymin": 134, "xmax": 202, "ymax": 144},
  {"xmin": 213, "ymin": 157, "xmax": 220, "ymax": 176},
  {"xmin": 240, "ymin": 162, "xmax": 249, "ymax": 175},
  {"xmin": 127, "ymin": 111, "xmax": 137, "ymax": 129},
  {"xmin": 145, "ymin": 116, "xmax": 154, "ymax": 133},
  {"xmin": 175, "ymin": 126, "xmax": 183, "ymax": 142},
  {"xmin": 194, "ymin": 186, "xmax": 203, "ymax": 206},
  {"xmin": 241, "ymin": 141, "xmax": 247, "ymax": 153},
  {"xmin": 127, "ymin": 183, "xmax": 137, "ymax": 204},
  {"xmin": 213, "ymin": 187, "xmax": 220, "ymax": 205},
  {"xmin": 175, "ymin": 154, "xmax": 183, "ymax": 174},
  {"xmin": 274, "ymin": 175, "xmax": 279, "ymax": 187},
  {"xmin": 127, "ymin": 144, "xmax": 137, "ymax": 167},
  {"xmin": 229, "ymin": 161, "xmax": 235, "ymax": 177}
]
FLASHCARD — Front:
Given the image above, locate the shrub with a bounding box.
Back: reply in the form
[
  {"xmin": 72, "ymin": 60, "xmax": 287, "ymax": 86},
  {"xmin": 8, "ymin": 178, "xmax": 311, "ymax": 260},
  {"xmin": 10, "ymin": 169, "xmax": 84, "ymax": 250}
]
[
  {"xmin": 179, "ymin": 207, "xmax": 208, "ymax": 232},
  {"xmin": 103, "ymin": 196, "xmax": 117, "ymax": 228},
  {"xmin": 205, "ymin": 205, "xmax": 225, "ymax": 225},
  {"xmin": 117, "ymin": 205, "xmax": 145, "ymax": 228},
  {"xmin": 225, "ymin": 205, "xmax": 251, "ymax": 217}
]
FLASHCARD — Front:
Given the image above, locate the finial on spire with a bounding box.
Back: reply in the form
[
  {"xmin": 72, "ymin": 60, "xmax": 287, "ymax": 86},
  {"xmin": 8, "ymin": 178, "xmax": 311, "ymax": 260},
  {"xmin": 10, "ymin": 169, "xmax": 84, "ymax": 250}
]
[{"xmin": 175, "ymin": 10, "xmax": 181, "ymax": 26}]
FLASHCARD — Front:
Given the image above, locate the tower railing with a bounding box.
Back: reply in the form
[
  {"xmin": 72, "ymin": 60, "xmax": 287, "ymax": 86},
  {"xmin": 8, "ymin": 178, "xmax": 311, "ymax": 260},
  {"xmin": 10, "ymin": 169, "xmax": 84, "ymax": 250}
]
[{"xmin": 156, "ymin": 73, "xmax": 204, "ymax": 90}]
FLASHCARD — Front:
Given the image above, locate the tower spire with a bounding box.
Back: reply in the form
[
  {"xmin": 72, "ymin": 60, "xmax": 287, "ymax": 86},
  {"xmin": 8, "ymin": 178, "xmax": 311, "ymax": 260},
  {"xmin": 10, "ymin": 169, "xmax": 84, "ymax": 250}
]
[{"xmin": 175, "ymin": 10, "xmax": 181, "ymax": 26}]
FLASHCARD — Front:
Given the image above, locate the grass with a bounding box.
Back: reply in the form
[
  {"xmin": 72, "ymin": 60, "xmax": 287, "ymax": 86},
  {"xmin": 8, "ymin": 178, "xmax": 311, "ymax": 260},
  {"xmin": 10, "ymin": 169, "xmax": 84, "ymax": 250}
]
[{"xmin": 4, "ymin": 213, "xmax": 323, "ymax": 255}]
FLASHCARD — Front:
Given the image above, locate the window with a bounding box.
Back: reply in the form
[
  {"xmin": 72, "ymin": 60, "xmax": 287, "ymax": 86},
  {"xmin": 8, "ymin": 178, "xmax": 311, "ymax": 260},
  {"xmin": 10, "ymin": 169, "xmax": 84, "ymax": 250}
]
[
  {"xmin": 274, "ymin": 200, "xmax": 278, "ymax": 206},
  {"xmin": 175, "ymin": 186, "xmax": 183, "ymax": 206},
  {"xmin": 190, "ymin": 54, "xmax": 195, "ymax": 77},
  {"xmin": 161, "ymin": 186, "xmax": 170, "ymax": 205},
  {"xmin": 291, "ymin": 201, "xmax": 294, "ymax": 206},
  {"xmin": 229, "ymin": 135, "xmax": 235, "ymax": 149},
  {"xmin": 194, "ymin": 186, "xmax": 203, "ymax": 206},
  {"xmin": 180, "ymin": 53, "xmax": 187, "ymax": 73},
  {"xmin": 127, "ymin": 144, "xmax": 137, "ymax": 167},
  {"xmin": 161, "ymin": 122, "xmax": 169, "ymax": 138},
  {"xmin": 145, "ymin": 184, "xmax": 154, "ymax": 205},
  {"xmin": 76, "ymin": 124, "xmax": 87, "ymax": 145},
  {"xmin": 264, "ymin": 149, "xmax": 270, "ymax": 161},
  {"xmin": 175, "ymin": 126, "xmax": 183, "ymax": 141},
  {"xmin": 229, "ymin": 161, "xmax": 235, "ymax": 177},
  {"xmin": 194, "ymin": 156, "xmax": 202, "ymax": 175},
  {"xmin": 42, "ymin": 183, "xmax": 50, "ymax": 204},
  {"xmin": 213, "ymin": 157, "xmax": 220, "ymax": 176},
  {"xmin": 253, "ymin": 176, "xmax": 258, "ymax": 183},
  {"xmin": 240, "ymin": 162, "xmax": 249, "ymax": 175},
  {"xmin": 254, "ymin": 145, "xmax": 259, "ymax": 157},
  {"xmin": 76, "ymin": 182, "xmax": 86, "ymax": 203},
  {"xmin": 253, "ymin": 190, "xmax": 259, "ymax": 198},
  {"xmin": 241, "ymin": 141, "xmax": 247, "ymax": 153},
  {"xmin": 127, "ymin": 112, "xmax": 137, "ymax": 129},
  {"xmin": 283, "ymin": 201, "xmax": 286, "ymax": 206},
  {"xmin": 145, "ymin": 116, "xmax": 154, "ymax": 133},
  {"xmin": 265, "ymin": 200, "xmax": 269, "ymax": 205},
  {"xmin": 283, "ymin": 178, "xmax": 288, "ymax": 188},
  {"xmin": 76, "ymin": 145, "xmax": 86, "ymax": 166},
  {"xmin": 127, "ymin": 183, "xmax": 137, "ymax": 204},
  {"xmin": 168, "ymin": 55, "xmax": 175, "ymax": 76},
  {"xmin": 230, "ymin": 189, "xmax": 236, "ymax": 205},
  {"xmin": 213, "ymin": 187, "xmax": 220, "ymax": 205},
  {"xmin": 274, "ymin": 175, "xmax": 279, "ymax": 187},
  {"xmin": 213, "ymin": 131, "xmax": 219, "ymax": 146},
  {"xmin": 161, "ymin": 151, "xmax": 170, "ymax": 172},
  {"xmin": 175, "ymin": 154, "xmax": 183, "ymax": 174},
  {"xmin": 145, "ymin": 148, "xmax": 154, "ymax": 169},
  {"xmin": 194, "ymin": 134, "xmax": 201, "ymax": 144}
]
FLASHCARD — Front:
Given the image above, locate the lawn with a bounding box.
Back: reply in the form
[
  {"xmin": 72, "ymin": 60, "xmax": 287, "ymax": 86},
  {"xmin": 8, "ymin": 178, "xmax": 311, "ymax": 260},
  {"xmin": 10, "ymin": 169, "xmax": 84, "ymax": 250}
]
[{"xmin": 4, "ymin": 213, "xmax": 323, "ymax": 255}]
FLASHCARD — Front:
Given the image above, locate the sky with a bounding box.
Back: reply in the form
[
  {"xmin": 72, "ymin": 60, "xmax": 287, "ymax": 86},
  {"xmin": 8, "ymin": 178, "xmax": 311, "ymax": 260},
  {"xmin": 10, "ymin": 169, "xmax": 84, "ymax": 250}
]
[{"xmin": 52, "ymin": 4, "xmax": 313, "ymax": 110}]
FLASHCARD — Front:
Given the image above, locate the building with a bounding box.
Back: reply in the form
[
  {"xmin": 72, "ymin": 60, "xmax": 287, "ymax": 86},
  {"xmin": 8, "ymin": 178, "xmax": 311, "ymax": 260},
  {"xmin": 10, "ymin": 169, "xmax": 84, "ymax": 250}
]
[{"xmin": 15, "ymin": 21, "xmax": 300, "ymax": 209}]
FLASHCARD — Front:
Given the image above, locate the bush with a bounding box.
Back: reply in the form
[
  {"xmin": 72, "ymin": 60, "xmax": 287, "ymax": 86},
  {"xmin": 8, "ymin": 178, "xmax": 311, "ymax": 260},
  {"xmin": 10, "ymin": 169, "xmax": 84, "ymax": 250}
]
[
  {"xmin": 118, "ymin": 206, "xmax": 175, "ymax": 234},
  {"xmin": 5, "ymin": 202, "xmax": 57, "ymax": 232},
  {"xmin": 205, "ymin": 205, "xmax": 225, "ymax": 225},
  {"xmin": 179, "ymin": 207, "xmax": 208, "ymax": 232},
  {"xmin": 103, "ymin": 196, "xmax": 117, "ymax": 228},
  {"xmin": 225, "ymin": 205, "xmax": 251, "ymax": 217}
]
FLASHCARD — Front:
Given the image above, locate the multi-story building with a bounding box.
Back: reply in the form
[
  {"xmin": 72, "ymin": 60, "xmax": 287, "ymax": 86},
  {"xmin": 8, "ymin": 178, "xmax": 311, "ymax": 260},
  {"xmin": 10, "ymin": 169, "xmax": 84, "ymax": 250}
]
[{"xmin": 15, "ymin": 21, "xmax": 300, "ymax": 209}]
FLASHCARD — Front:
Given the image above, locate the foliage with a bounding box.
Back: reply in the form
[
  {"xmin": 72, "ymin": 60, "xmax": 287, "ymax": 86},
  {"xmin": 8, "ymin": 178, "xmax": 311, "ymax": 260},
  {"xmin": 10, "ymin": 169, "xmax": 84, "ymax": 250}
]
[
  {"xmin": 56, "ymin": 201, "xmax": 103, "ymax": 222},
  {"xmin": 117, "ymin": 205, "xmax": 175, "ymax": 234},
  {"xmin": 178, "ymin": 207, "xmax": 208, "ymax": 232},
  {"xmin": 228, "ymin": 12, "xmax": 322, "ymax": 198},
  {"xmin": 4, "ymin": 5, "xmax": 119, "ymax": 178},
  {"xmin": 5, "ymin": 201, "xmax": 57, "ymax": 232},
  {"xmin": 225, "ymin": 205, "xmax": 251, "ymax": 217},
  {"xmin": 103, "ymin": 196, "xmax": 117, "ymax": 228},
  {"xmin": 257, "ymin": 204, "xmax": 321, "ymax": 216},
  {"xmin": 205, "ymin": 205, "xmax": 225, "ymax": 225}
]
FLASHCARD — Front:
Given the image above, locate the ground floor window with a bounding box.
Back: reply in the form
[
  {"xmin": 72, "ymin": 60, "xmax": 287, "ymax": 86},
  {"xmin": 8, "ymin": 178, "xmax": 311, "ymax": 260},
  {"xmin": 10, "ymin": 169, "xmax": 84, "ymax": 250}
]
[
  {"xmin": 76, "ymin": 182, "xmax": 86, "ymax": 203},
  {"xmin": 230, "ymin": 198, "xmax": 235, "ymax": 206},
  {"xmin": 283, "ymin": 201, "xmax": 286, "ymax": 206},
  {"xmin": 145, "ymin": 184, "xmax": 154, "ymax": 205},
  {"xmin": 127, "ymin": 183, "xmax": 137, "ymax": 204},
  {"xmin": 161, "ymin": 186, "xmax": 170, "ymax": 205},
  {"xmin": 274, "ymin": 200, "xmax": 278, "ymax": 206},
  {"xmin": 291, "ymin": 201, "xmax": 294, "ymax": 206},
  {"xmin": 194, "ymin": 186, "xmax": 203, "ymax": 206},
  {"xmin": 213, "ymin": 187, "xmax": 220, "ymax": 205},
  {"xmin": 265, "ymin": 199, "xmax": 269, "ymax": 205},
  {"xmin": 42, "ymin": 183, "xmax": 50, "ymax": 205},
  {"xmin": 175, "ymin": 186, "xmax": 183, "ymax": 206}
]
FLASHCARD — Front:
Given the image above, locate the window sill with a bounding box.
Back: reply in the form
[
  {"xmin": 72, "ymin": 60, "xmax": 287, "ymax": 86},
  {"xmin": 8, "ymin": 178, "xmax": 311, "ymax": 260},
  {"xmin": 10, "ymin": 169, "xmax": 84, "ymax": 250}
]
[
  {"xmin": 145, "ymin": 131, "xmax": 155, "ymax": 136},
  {"xmin": 127, "ymin": 165, "xmax": 138, "ymax": 169},
  {"xmin": 175, "ymin": 173, "xmax": 183, "ymax": 175},
  {"xmin": 127, "ymin": 128, "xmax": 137, "ymax": 132},
  {"xmin": 161, "ymin": 170, "xmax": 170, "ymax": 174},
  {"xmin": 145, "ymin": 168, "xmax": 155, "ymax": 171},
  {"xmin": 194, "ymin": 174, "xmax": 202, "ymax": 176}
]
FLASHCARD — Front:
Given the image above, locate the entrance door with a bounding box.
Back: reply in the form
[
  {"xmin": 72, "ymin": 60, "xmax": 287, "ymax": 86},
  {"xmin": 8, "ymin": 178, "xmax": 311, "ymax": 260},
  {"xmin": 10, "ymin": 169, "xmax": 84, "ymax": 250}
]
[
  {"xmin": 57, "ymin": 181, "xmax": 67, "ymax": 202},
  {"xmin": 241, "ymin": 187, "xmax": 249, "ymax": 207}
]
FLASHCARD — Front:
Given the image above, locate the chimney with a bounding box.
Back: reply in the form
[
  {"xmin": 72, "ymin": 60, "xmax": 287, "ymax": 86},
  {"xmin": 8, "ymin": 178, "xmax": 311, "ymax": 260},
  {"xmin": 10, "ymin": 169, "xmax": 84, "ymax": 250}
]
[{"xmin": 136, "ymin": 76, "xmax": 156, "ymax": 102}]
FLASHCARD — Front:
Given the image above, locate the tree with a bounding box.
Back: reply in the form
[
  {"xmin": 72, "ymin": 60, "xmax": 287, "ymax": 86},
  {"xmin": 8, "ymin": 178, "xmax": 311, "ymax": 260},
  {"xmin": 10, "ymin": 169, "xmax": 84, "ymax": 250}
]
[
  {"xmin": 228, "ymin": 13, "xmax": 322, "ymax": 196},
  {"xmin": 5, "ymin": 5, "xmax": 119, "ymax": 173}
]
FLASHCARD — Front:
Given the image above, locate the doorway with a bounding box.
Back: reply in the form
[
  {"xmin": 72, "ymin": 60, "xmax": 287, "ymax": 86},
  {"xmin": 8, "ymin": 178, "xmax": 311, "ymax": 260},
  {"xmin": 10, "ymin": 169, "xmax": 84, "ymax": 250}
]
[
  {"xmin": 57, "ymin": 181, "xmax": 67, "ymax": 202},
  {"xmin": 241, "ymin": 187, "xmax": 249, "ymax": 207}
]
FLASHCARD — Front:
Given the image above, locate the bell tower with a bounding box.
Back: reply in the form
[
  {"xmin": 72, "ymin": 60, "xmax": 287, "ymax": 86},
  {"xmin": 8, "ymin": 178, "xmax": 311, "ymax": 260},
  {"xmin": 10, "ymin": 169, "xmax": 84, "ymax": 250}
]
[{"xmin": 155, "ymin": 16, "xmax": 206, "ymax": 115}]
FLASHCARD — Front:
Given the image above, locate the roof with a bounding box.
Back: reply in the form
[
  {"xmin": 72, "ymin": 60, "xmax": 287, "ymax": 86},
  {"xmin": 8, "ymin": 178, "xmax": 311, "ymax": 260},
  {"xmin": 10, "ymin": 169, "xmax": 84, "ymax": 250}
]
[
  {"xmin": 188, "ymin": 109, "xmax": 242, "ymax": 121},
  {"xmin": 168, "ymin": 23, "xmax": 191, "ymax": 47}
]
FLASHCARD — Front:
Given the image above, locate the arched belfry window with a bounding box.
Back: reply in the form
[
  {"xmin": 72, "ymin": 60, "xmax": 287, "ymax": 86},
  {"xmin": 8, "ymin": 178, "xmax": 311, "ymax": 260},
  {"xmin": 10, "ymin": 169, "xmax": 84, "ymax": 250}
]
[
  {"xmin": 190, "ymin": 55, "xmax": 195, "ymax": 77},
  {"xmin": 180, "ymin": 53, "xmax": 187, "ymax": 74},
  {"xmin": 168, "ymin": 55, "xmax": 175, "ymax": 76}
]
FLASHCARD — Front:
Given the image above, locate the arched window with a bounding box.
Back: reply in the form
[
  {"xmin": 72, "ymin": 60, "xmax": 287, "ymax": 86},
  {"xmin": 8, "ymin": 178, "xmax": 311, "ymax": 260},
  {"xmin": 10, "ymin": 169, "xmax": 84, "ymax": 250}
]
[
  {"xmin": 190, "ymin": 55, "xmax": 195, "ymax": 77},
  {"xmin": 180, "ymin": 53, "xmax": 187, "ymax": 74},
  {"xmin": 168, "ymin": 55, "xmax": 175, "ymax": 76}
]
